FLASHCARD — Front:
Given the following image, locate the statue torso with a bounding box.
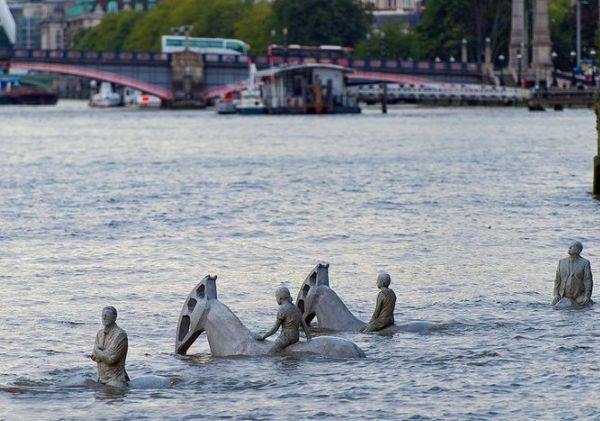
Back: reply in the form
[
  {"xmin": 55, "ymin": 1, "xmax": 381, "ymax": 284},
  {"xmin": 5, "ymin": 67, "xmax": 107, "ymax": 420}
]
[{"xmin": 95, "ymin": 324, "xmax": 129, "ymax": 384}]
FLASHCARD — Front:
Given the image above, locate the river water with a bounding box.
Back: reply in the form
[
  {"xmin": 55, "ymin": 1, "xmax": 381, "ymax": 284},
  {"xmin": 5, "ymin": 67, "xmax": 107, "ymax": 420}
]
[{"xmin": 1, "ymin": 101, "xmax": 599, "ymax": 419}]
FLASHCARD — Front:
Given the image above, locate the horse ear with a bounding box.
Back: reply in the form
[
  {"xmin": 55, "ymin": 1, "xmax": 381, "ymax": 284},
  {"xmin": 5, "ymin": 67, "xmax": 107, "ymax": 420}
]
[
  {"xmin": 316, "ymin": 262, "xmax": 330, "ymax": 287},
  {"xmin": 205, "ymin": 275, "xmax": 218, "ymax": 300}
]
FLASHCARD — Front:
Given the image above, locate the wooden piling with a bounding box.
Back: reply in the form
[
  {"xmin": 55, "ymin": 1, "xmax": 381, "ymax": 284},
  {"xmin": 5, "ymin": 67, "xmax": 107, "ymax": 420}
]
[{"xmin": 381, "ymin": 82, "xmax": 387, "ymax": 114}]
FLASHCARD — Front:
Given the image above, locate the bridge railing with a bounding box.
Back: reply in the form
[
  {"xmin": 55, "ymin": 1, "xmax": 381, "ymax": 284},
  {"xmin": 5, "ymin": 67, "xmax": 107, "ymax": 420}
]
[
  {"xmin": 1, "ymin": 47, "xmax": 483, "ymax": 76},
  {"xmin": 251, "ymin": 55, "xmax": 482, "ymax": 75},
  {"xmin": 6, "ymin": 49, "xmax": 171, "ymax": 64}
]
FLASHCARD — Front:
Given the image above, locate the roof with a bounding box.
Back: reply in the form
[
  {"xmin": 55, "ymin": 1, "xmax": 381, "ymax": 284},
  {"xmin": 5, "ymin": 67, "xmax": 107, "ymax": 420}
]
[{"xmin": 257, "ymin": 63, "xmax": 353, "ymax": 79}]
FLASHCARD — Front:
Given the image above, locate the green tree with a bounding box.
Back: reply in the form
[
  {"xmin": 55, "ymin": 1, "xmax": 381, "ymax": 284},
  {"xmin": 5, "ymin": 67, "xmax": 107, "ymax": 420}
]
[
  {"xmin": 74, "ymin": 10, "xmax": 144, "ymax": 50},
  {"xmin": 234, "ymin": 1, "xmax": 274, "ymax": 54},
  {"xmin": 416, "ymin": 0, "xmax": 511, "ymax": 62},
  {"xmin": 272, "ymin": 0, "xmax": 371, "ymax": 47},
  {"xmin": 355, "ymin": 21, "xmax": 418, "ymax": 60}
]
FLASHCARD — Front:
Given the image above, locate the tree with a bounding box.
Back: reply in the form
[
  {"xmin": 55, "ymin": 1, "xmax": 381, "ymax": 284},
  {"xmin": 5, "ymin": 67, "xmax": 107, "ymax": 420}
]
[
  {"xmin": 416, "ymin": 0, "xmax": 511, "ymax": 62},
  {"xmin": 272, "ymin": 0, "xmax": 371, "ymax": 47},
  {"xmin": 355, "ymin": 21, "xmax": 418, "ymax": 60},
  {"xmin": 74, "ymin": 10, "xmax": 144, "ymax": 51},
  {"xmin": 234, "ymin": 2, "xmax": 274, "ymax": 54}
]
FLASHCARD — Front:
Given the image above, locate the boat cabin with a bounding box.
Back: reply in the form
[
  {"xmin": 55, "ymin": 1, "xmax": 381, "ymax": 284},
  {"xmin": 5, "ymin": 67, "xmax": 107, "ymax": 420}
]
[{"xmin": 258, "ymin": 64, "xmax": 360, "ymax": 114}]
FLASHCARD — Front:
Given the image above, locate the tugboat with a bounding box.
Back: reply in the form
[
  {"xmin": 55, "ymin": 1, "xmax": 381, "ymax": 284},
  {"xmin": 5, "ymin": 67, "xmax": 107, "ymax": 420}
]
[{"xmin": 235, "ymin": 63, "xmax": 265, "ymax": 114}]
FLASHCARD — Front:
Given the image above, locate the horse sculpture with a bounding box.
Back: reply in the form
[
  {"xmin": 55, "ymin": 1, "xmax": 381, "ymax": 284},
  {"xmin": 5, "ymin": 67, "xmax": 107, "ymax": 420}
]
[
  {"xmin": 175, "ymin": 275, "xmax": 366, "ymax": 358},
  {"xmin": 296, "ymin": 263, "xmax": 444, "ymax": 333}
]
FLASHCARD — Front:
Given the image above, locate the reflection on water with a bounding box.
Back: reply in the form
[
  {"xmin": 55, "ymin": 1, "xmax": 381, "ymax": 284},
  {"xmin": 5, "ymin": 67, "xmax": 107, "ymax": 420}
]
[{"xmin": 1, "ymin": 101, "xmax": 599, "ymax": 419}]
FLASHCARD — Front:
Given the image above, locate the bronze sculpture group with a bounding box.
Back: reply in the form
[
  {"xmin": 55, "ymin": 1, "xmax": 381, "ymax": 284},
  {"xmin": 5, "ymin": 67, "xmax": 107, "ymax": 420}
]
[{"xmin": 90, "ymin": 241, "xmax": 593, "ymax": 389}]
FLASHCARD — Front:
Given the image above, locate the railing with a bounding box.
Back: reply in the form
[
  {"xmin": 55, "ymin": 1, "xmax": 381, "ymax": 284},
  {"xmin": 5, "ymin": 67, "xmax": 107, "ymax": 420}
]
[
  {"xmin": 0, "ymin": 48, "xmax": 484, "ymax": 76},
  {"xmin": 3, "ymin": 49, "xmax": 171, "ymax": 64}
]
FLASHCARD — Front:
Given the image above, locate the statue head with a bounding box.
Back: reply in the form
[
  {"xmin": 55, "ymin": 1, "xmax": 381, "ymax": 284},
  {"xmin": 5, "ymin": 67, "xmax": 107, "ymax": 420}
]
[
  {"xmin": 275, "ymin": 286, "xmax": 292, "ymax": 305},
  {"xmin": 376, "ymin": 272, "xmax": 391, "ymax": 288},
  {"xmin": 102, "ymin": 306, "xmax": 118, "ymax": 328},
  {"xmin": 568, "ymin": 241, "xmax": 583, "ymax": 257}
]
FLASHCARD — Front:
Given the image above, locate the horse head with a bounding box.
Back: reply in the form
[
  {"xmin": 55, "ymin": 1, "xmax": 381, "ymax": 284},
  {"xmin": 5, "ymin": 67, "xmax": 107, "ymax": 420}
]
[
  {"xmin": 295, "ymin": 262, "xmax": 330, "ymax": 325},
  {"xmin": 175, "ymin": 274, "xmax": 218, "ymax": 355}
]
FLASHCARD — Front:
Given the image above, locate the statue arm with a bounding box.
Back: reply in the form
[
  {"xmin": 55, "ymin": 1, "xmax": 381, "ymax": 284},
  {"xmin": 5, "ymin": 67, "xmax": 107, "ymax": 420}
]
[
  {"xmin": 553, "ymin": 264, "xmax": 561, "ymax": 299},
  {"xmin": 370, "ymin": 293, "xmax": 384, "ymax": 321},
  {"xmin": 300, "ymin": 318, "xmax": 312, "ymax": 342},
  {"xmin": 95, "ymin": 335, "xmax": 128, "ymax": 365},
  {"xmin": 584, "ymin": 261, "xmax": 593, "ymax": 300},
  {"xmin": 258, "ymin": 317, "xmax": 282, "ymax": 341}
]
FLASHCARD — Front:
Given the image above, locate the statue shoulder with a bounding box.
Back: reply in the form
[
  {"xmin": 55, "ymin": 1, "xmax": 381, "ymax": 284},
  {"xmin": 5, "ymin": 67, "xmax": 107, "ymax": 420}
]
[{"xmin": 113, "ymin": 325, "xmax": 128, "ymax": 339}]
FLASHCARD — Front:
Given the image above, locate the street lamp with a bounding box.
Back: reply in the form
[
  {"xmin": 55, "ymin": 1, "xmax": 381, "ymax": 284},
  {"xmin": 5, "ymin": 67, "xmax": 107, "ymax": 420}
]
[
  {"xmin": 366, "ymin": 32, "xmax": 371, "ymax": 63},
  {"xmin": 498, "ymin": 54, "xmax": 505, "ymax": 86},
  {"xmin": 570, "ymin": 50, "xmax": 577, "ymax": 86},
  {"xmin": 551, "ymin": 51, "xmax": 558, "ymax": 87},
  {"xmin": 282, "ymin": 27, "xmax": 288, "ymax": 63},
  {"xmin": 516, "ymin": 50, "xmax": 523, "ymax": 87},
  {"xmin": 380, "ymin": 31, "xmax": 385, "ymax": 63},
  {"xmin": 591, "ymin": 49, "xmax": 597, "ymax": 86}
]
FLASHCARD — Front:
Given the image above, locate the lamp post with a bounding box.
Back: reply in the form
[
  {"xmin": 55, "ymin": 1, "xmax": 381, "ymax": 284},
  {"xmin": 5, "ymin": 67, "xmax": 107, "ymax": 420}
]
[
  {"xmin": 575, "ymin": 0, "xmax": 581, "ymax": 66},
  {"xmin": 366, "ymin": 32, "xmax": 371, "ymax": 65},
  {"xmin": 570, "ymin": 50, "xmax": 577, "ymax": 86},
  {"xmin": 282, "ymin": 27, "xmax": 288, "ymax": 63},
  {"xmin": 517, "ymin": 50, "xmax": 523, "ymax": 87},
  {"xmin": 498, "ymin": 54, "xmax": 505, "ymax": 86},
  {"xmin": 461, "ymin": 38, "xmax": 468, "ymax": 63},
  {"xmin": 380, "ymin": 31, "xmax": 386, "ymax": 64},
  {"xmin": 551, "ymin": 51, "xmax": 558, "ymax": 87},
  {"xmin": 591, "ymin": 49, "xmax": 597, "ymax": 86}
]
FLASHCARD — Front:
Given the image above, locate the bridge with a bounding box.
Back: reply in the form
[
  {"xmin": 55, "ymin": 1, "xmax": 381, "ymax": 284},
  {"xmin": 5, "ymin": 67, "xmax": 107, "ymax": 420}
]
[{"xmin": 0, "ymin": 47, "xmax": 486, "ymax": 105}]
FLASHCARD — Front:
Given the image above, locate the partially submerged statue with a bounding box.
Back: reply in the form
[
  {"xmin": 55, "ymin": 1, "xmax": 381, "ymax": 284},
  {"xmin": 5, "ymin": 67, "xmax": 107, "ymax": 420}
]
[
  {"xmin": 175, "ymin": 275, "xmax": 365, "ymax": 358},
  {"xmin": 360, "ymin": 272, "xmax": 396, "ymax": 332},
  {"xmin": 296, "ymin": 263, "xmax": 442, "ymax": 333},
  {"xmin": 91, "ymin": 306, "xmax": 130, "ymax": 388},
  {"xmin": 552, "ymin": 241, "xmax": 593, "ymax": 308},
  {"xmin": 255, "ymin": 286, "xmax": 312, "ymax": 353}
]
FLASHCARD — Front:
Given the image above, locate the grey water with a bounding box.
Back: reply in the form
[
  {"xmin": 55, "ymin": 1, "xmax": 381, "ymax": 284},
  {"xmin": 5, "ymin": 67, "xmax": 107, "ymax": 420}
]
[{"xmin": 1, "ymin": 101, "xmax": 599, "ymax": 420}]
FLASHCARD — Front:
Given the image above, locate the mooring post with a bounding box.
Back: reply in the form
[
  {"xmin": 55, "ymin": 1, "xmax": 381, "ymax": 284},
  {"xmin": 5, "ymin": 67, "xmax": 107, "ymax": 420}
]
[
  {"xmin": 594, "ymin": 97, "xmax": 600, "ymax": 195},
  {"xmin": 381, "ymin": 82, "xmax": 387, "ymax": 114}
]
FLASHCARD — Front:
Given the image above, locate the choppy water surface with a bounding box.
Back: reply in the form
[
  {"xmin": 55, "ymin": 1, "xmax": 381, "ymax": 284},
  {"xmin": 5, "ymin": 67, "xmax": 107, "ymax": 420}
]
[{"xmin": 1, "ymin": 101, "xmax": 599, "ymax": 419}]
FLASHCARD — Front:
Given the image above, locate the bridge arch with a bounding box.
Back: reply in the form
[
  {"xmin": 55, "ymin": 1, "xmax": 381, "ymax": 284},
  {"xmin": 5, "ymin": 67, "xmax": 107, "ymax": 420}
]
[{"xmin": 10, "ymin": 61, "xmax": 173, "ymax": 100}]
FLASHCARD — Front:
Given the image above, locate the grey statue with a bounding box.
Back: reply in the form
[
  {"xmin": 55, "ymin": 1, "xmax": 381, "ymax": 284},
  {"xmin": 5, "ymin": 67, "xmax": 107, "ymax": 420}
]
[
  {"xmin": 360, "ymin": 272, "xmax": 397, "ymax": 332},
  {"xmin": 175, "ymin": 275, "xmax": 365, "ymax": 358},
  {"xmin": 256, "ymin": 286, "xmax": 312, "ymax": 353},
  {"xmin": 552, "ymin": 241, "xmax": 594, "ymax": 308},
  {"xmin": 296, "ymin": 263, "xmax": 444, "ymax": 333},
  {"xmin": 90, "ymin": 306, "xmax": 130, "ymax": 388}
]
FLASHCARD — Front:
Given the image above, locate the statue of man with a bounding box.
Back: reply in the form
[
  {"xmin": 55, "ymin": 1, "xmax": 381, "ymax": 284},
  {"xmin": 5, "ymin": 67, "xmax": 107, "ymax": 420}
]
[
  {"xmin": 255, "ymin": 286, "xmax": 312, "ymax": 353},
  {"xmin": 361, "ymin": 272, "xmax": 396, "ymax": 332},
  {"xmin": 553, "ymin": 241, "xmax": 593, "ymax": 307},
  {"xmin": 90, "ymin": 306, "xmax": 130, "ymax": 388}
]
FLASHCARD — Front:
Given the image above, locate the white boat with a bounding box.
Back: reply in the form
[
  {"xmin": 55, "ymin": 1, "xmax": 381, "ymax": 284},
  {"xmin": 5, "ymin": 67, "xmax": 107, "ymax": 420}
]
[
  {"xmin": 235, "ymin": 63, "xmax": 265, "ymax": 114},
  {"xmin": 89, "ymin": 82, "xmax": 121, "ymax": 108},
  {"xmin": 236, "ymin": 88, "xmax": 265, "ymax": 114},
  {"xmin": 134, "ymin": 94, "xmax": 162, "ymax": 109}
]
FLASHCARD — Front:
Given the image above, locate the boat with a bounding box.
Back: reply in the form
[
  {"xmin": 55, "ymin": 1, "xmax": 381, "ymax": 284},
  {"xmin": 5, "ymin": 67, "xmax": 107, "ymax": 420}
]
[
  {"xmin": 216, "ymin": 90, "xmax": 237, "ymax": 114},
  {"xmin": 0, "ymin": 75, "xmax": 58, "ymax": 105},
  {"xmin": 134, "ymin": 93, "xmax": 162, "ymax": 109},
  {"xmin": 235, "ymin": 63, "xmax": 266, "ymax": 114},
  {"xmin": 235, "ymin": 88, "xmax": 266, "ymax": 114},
  {"xmin": 89, "ymin": 82, "xmax": 121, "ymax": 107}
]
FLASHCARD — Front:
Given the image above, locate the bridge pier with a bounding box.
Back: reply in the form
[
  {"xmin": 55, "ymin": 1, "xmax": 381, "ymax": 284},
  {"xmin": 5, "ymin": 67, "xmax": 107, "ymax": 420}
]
[{"xmin": 170, "ymin": 51, "xmax": 205, "ymax": 108}]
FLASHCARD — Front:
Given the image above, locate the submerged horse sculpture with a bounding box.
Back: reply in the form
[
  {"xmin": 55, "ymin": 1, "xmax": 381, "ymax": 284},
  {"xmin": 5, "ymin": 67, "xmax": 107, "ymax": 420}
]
[
  {"xmin": 296, "ymin": 263, "xmax": 443, "ymax": 333},
  {"xmin": 175, "ymin": 275, "xmax": 365, "ymax": 358}
]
